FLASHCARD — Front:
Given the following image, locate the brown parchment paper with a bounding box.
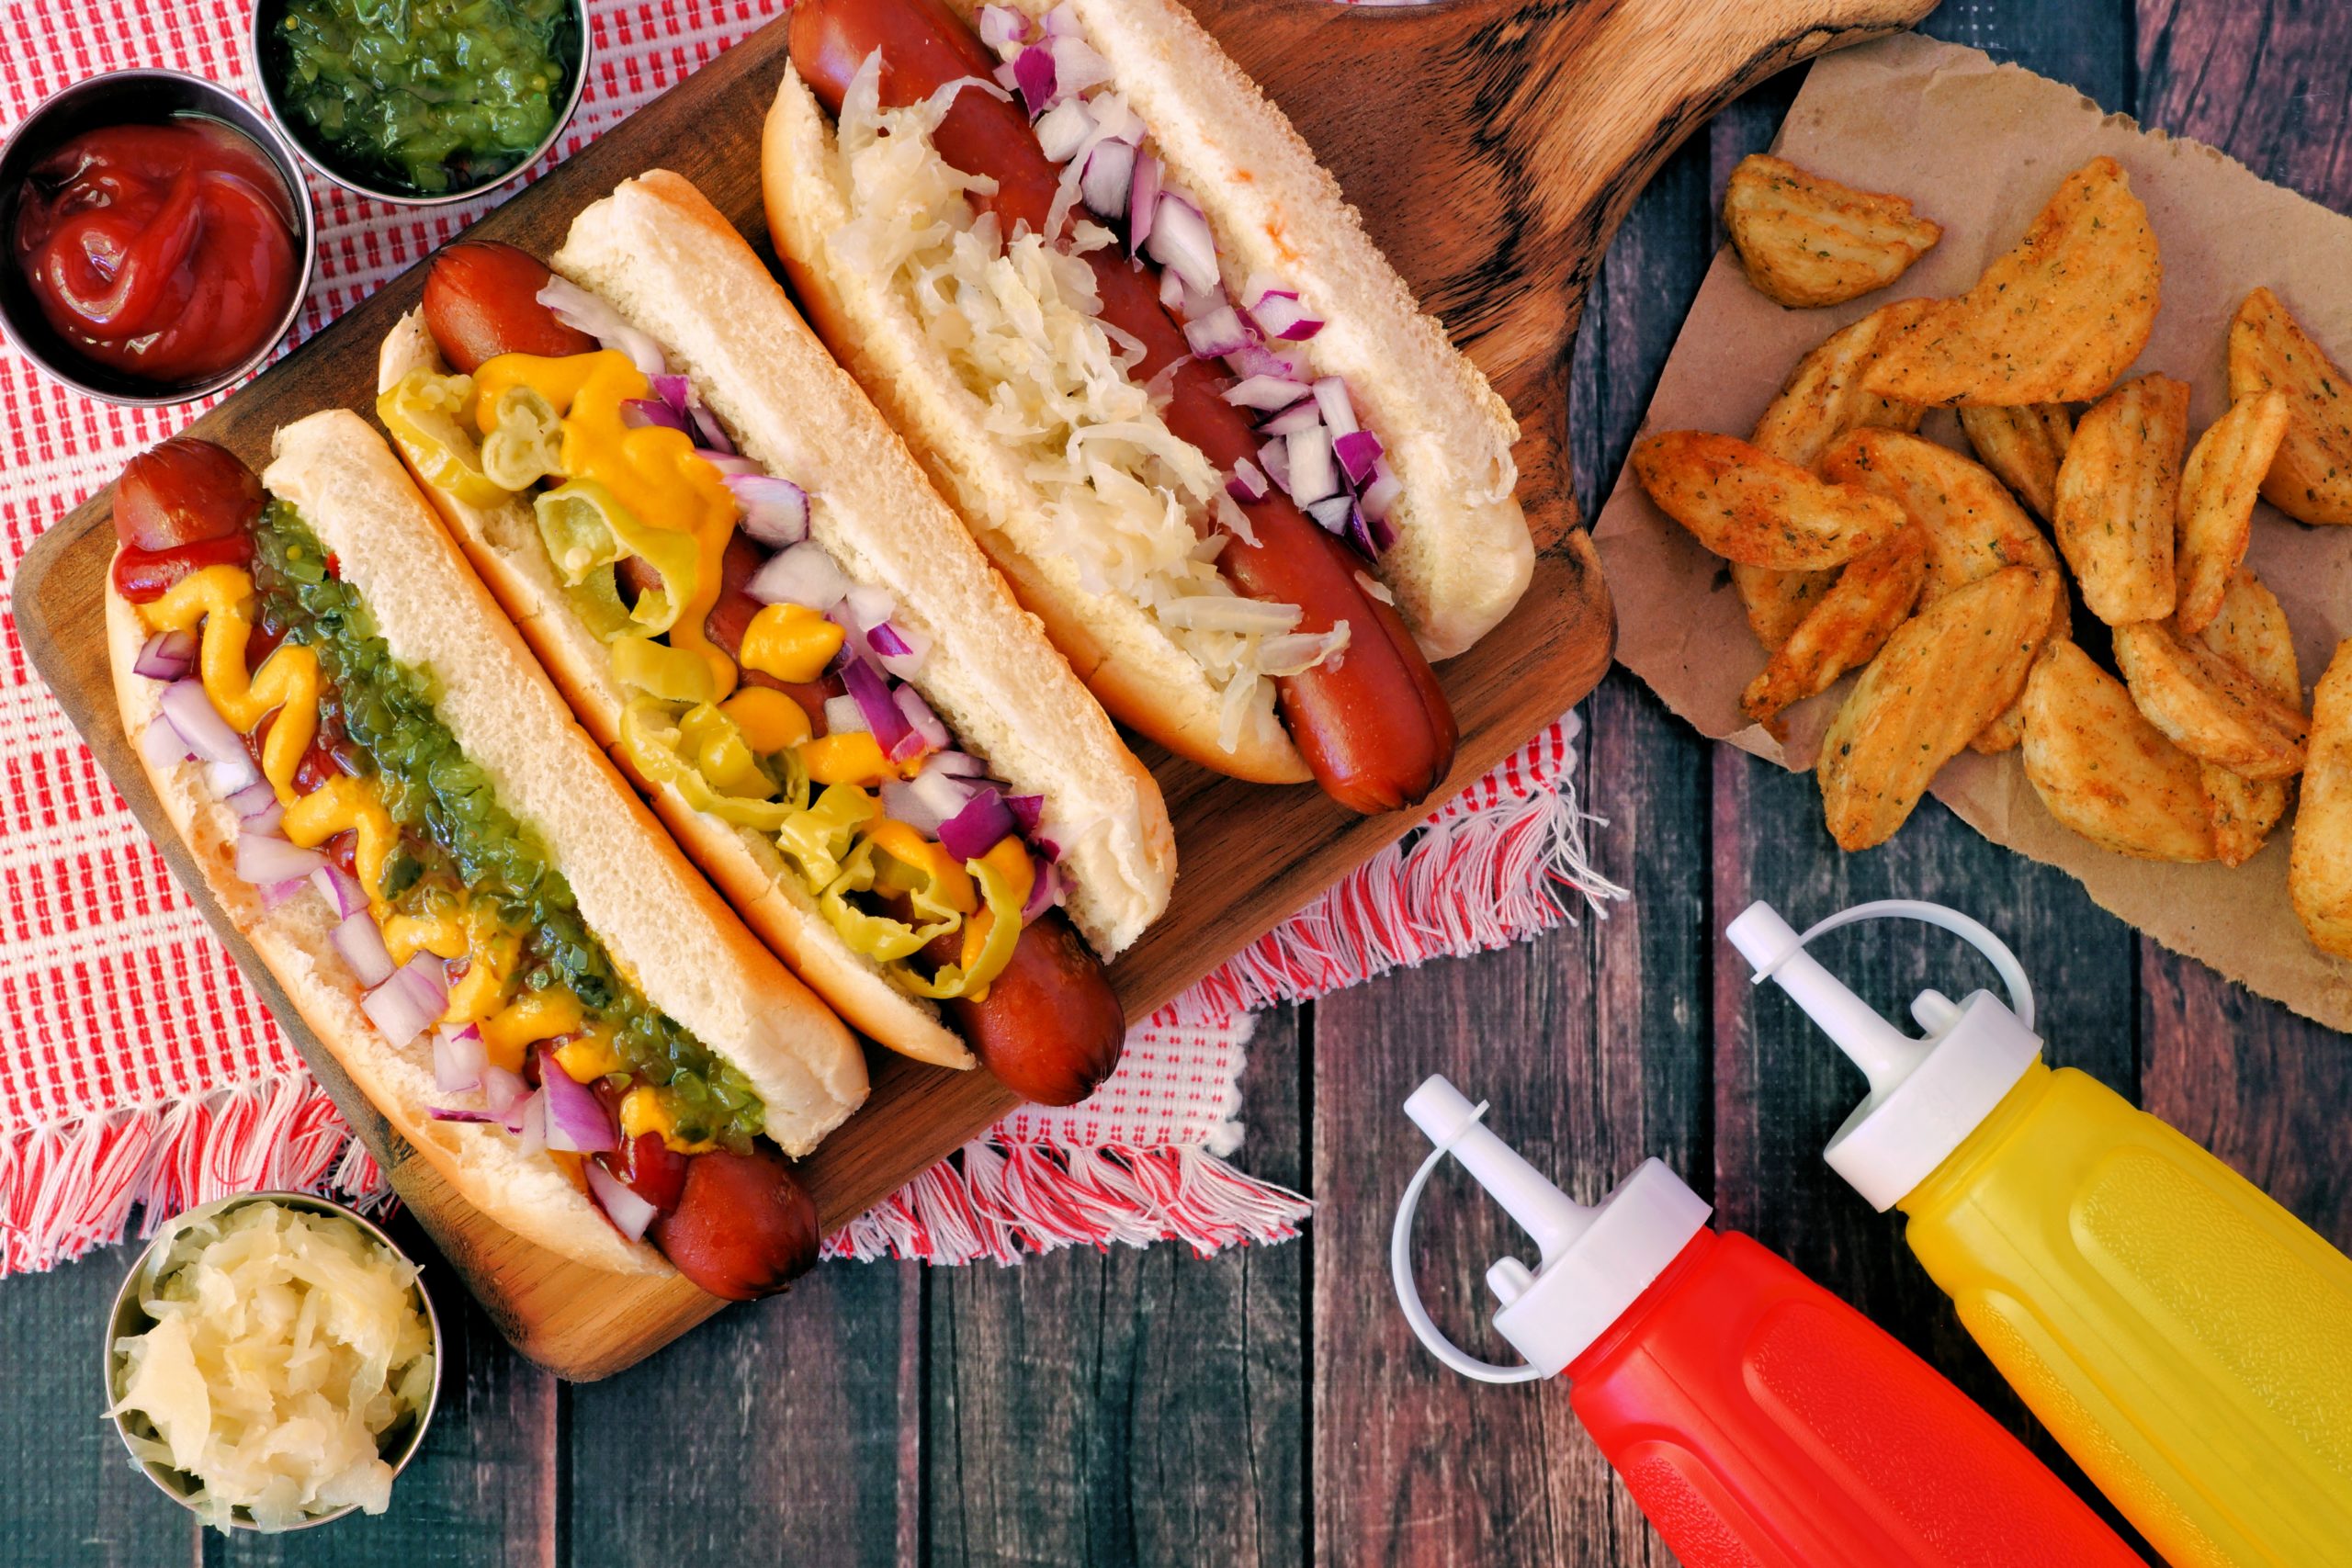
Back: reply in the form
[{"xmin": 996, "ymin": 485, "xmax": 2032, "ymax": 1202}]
[{"xmin": 1594, "ymin": 31, "xmax": 2352, "ymax": 1032}]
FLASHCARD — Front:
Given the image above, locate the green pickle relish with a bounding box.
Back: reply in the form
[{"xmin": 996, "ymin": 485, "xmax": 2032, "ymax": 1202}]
[
  {"xmin": 269, "ymin": 0, "xmax": 580, "ymax": 196},
  {"xmin": 254, "ymin": 503, "xmax": 762, "ymax": 1148}
]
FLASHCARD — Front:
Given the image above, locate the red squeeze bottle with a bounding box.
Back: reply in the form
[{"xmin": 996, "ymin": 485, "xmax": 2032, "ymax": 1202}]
[{"xmin": 1393, "ymin": 1077, "xmax": 2142, "ymax": 1567}]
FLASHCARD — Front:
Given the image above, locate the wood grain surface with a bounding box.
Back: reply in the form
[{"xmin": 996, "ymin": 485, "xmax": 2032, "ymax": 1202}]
[{"xmin": 7, "ymin": 0, "xmax": 2352, "ymax": 1564}]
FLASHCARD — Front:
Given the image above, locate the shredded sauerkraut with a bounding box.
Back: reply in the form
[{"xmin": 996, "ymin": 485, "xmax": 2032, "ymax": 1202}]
[
  {"xmin": 107, "ymin": 1201, "xmax": 435, "ymax": 1531},
  {"xmin": 831, "ymin": 58, "xmax": 1338, "ymax": 752}
]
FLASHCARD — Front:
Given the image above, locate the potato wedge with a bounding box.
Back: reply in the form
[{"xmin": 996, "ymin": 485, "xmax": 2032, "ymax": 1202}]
[
  {"xmin": 1973, "ymin": 596, "xmax": 2075, "ymax": 757},
  {"xmin": 1741, "ymin": 527, "xmax": 1929, "ymax": 727},
  {"xmin": 2229, "ymin": 287, "xmax": 2352, "ymax": 526},
  {"xmin": 1823, "ymin": 429, "xmax": 2061, "ymax": 594},
  {"xmin": 1864, "ymin": 157, "xmax": 2160, "ymax": 407},
  {"xmin": 1731, "ymin": 562, "xmax": 1838, "ymax": 651},
  {"xmin": 2053, "ymin": 374, "xmax": 2189, "ymax": 626},
  {"xmin": 1958, "ymin": 403, "xmax": 2074, "ymax": 521},
  {"xmin": 2021, "ymin": 642, "xmax": 2215, "ymax": 862},
  {"xmin": 1817, "ymin": 566, "xmax": 2060, "ymax": 851},
  {"xmin": 2176, "ymin": 391, "xmax": 2291, "ymax": 636},
  {"xmin": 2290, "ymin": 640, "xmax": 2352, "ymax": 954},
  {"xmin": 1750, "ymin": 300, "xmax": 1930, "ymax": 471},
  {"xmin": 1631, "ymin": 431, "xmax": 1908, "ymax": 570},
  {"xmin": 2113, "ymin": 618, "xmax": 2308, "ymax": 779},
  {"xmin": 1724, "ymin": 154, "xmax": 1943, "ymax": 309},
  {"xmin": 2194, "ymin": 569, "xmax": 2301, "ymax": 864}
]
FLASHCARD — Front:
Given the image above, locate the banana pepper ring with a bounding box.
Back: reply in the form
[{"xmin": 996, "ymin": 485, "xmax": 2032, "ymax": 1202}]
[
  {"xmin": 819, "ymin": 839, "xmax": 963, "ymax": 964},
  {"xmin": 534, "ymin": 479, "xmax": 704, "ymax": 640},
  {"xmin": 481, "ymin": 384, "xmax": 565, "ymax": 492},
  {"xmin": 619, "ymin": 698, "xmax": 804, "ymax": 833},
  {"xmin": 896, "ymin": 851, "xmax": 1028, "ymax": 1000},
  {"xmin": 378, "ymin": 367, "xmax": 513, "ymax": 508}
]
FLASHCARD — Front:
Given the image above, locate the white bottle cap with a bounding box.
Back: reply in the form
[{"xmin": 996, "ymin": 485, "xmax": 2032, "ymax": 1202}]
[
  {"xmin": 1391, "ymin": 1076, "xmax": 1711, "ymax": 1381},
  {"xmin": 1724, "ymin": 898, "xmax": 2045, "ymax": 1212}
]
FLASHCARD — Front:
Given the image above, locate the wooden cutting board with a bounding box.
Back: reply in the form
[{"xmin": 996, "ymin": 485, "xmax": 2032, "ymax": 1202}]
[{"xmin": 12, "ymin": 0, "xmax": 1930, "ymax": 1379}]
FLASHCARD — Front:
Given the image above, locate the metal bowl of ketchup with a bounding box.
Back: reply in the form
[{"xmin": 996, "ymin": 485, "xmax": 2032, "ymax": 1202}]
[{"xmin": 0, "ymin": 70, "xmax": 316, "ymax": 405}]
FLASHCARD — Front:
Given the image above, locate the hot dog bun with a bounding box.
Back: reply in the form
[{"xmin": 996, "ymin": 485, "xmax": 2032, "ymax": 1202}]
[
  {"xmin": 378, "ymin": 172, "xmax": 1175, "ymax": 1072},
  {"xmin": 761, "ymin": 0, "xmax": 1532, "ymax": 782},
  {"xmin": 108, "ymin": 414, "xmax": 867, "ymax": 1273}
]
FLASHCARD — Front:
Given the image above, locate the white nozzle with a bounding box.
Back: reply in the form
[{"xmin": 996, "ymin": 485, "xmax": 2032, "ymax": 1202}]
[
  {"xmin": 1393, "ymin": 1077, "xmax": 1710, "ymax": 1381},
  {"xmin": 1723, "ymin": 899, "xmax": 2044, "ymax": 1211}
]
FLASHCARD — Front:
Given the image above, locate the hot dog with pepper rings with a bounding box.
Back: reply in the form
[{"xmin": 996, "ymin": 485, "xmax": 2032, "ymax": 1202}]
[
  {"xmin": 108, "ymin": 427, "xmax": 863, "ymax": 1297},
  {"xmin": 375, "ymin": 172, "xmax": 1175, "ymax": 1104},
  {"xmin": 764, "ymin": 0, "xmax": 1532, "ymax": 812}
]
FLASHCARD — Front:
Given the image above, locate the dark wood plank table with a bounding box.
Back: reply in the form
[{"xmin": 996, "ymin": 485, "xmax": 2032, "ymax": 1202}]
[{"xmin": 4, "ymin": 0, "xmax": 2347, "ymax": 1562}]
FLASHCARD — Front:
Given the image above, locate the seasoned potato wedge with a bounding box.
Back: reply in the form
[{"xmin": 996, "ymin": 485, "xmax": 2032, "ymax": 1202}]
[
  {"xmin": 2290, "ymin": 641, "xmax": 2352, "ymax": 954},
  {"xmin": 1751, "ymin": 301, "xmax": 1931, "ymax": 471},
  {"xmin": 1864, "ymin": 157, "xmax": 2160, "ymax": 407},
  {"xmin": 2113, "ymin": 619, "xmax": 2308, "ymax": 779},
  {"xmin": 1741, "ymin": 527, "xmax": 1929, "ymax": 728},
  {"xmin": 2053, "ymin": 374, "xmax": 2189, "ymax": 626},
  {"xmin": 1816, "ymin": 567, "xmax": 2060, "ymax": 851},
  {"xmin": 1731, "ymin": 562, "xmax": 1838, "ymax": 651},
  {"xmin": 1724, "ymin": 155, "xmax": 1943, "ymax": 309},
  {"xmin": 2229, "ymin": 287, "xmax": 2352, "ymax": 526},
  {"xmin": 2194, "ymin": 570, "xmax": 2301, "ymax": 864},
  {"xmin": 2176, "ymin": 391, "xmax": 2291, "ymax": 636},
  {"xmin": 1958, "ymin": 403, "xmax": 2075, "ymax": 521},
  {"xmin": 1632, "ymin": 431, "xmax": 1908, "ymax": 570},
  {"xmin": 2021, "ymin": 642, "xmax": 2215, "ymax": 862}
]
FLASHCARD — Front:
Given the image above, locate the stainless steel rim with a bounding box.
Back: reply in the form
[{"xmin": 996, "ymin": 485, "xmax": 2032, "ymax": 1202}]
[
  {"xmin": 101, "ymin": 1190, "xmax": 444, "ymax": 1533},
  {"xmin": 0, "ymin": 67, "xmax": 321, "ymax": 406},
  {"xmin": 245, "ymin": 0, "xmax": 593, "ymax": 209}
]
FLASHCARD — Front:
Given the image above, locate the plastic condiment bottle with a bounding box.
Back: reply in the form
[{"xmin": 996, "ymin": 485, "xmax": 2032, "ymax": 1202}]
[
  {"xmin": 1391, "ymin": 1075, "xmax": 2141, "ymax": 1567},
  {"xmin": 1725, "ymin": 897, "xmax": 2352, "ymax": 1568}
]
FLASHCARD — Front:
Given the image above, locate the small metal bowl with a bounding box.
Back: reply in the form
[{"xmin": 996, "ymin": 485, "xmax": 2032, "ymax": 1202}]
[
  {"xmin": 102, "ymin": 1190, "xmax": 444, "ymax": 1533},
  {"xmin": 0, "ymin": 70, "xmax": 318, "ymax": 406},
  {"xmin": 248, "ymin": 0, "xmax": 591, "ymax": 208}
]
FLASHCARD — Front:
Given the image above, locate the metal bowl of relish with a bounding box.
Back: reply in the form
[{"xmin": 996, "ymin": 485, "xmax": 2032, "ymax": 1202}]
[{"xmin": 250, "ymin": 0, "xmax": 589, "ymax": 206}]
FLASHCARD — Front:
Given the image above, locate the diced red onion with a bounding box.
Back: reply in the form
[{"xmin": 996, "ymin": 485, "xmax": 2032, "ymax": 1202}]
[
  {"xmin": 925, "ymin": 750, "xmax": 989, "ymax": 779},
  {"xmin": 1034, "ymin": 97, "xmax": 1092, "ymax": 162},
  {"xmin": 823, "ymin": 694, "xmax": 867, "ymax": 736},
  {"xmin": 690, "ymin": 404, "xmax": 733, "ymax": 455},
  {"xmin": 1227, "ymin": 457, "xmax": 1270, "ymax": 504},
  {"xmin": 1157, "ymin": 267, "xmax": 1184, "ymax": 313},
  {"xmin": 1259, "ymin": 400, "xmax": 1323, "ymax": 437},
  {"xmin": 1047, "ymin": 33, "xmax": 1113, "ymax": 96},
  {"xmin": 697, "ymin": 452, "xmax": 762, "ymax": 476},
  {"xmin": 1005, "ymin": 794, "xmax": 1045, "ymax": 835},
  {"xmin": 235, "ymin": 831, "xmax": 325, "ymax": 886},
  {"xmin": 1129, "ymin": 152, "xmax": 1163, "ymax": 255},
  {"xmin": 1287, "ymin": 426, "xmax": 1339, "ymax": 504},
  {"xmin": 879, "ymin": 779, "xmax": 945, "ymax": 836},
  {"xmin": 1335, "ymin": 429, "xmax": 1385, "ymax": 486},
  {"xmin": 585, "ymin": 1159, "xmax": 659, "ymax": 1242},
  {"xmin": 537, "ymin": 276, "xmax": 667, "ymax": 380},
  {"xmin": 1359, "ymin": 460, "xmax": 1403, "ymax": 525},
  {"xmin": 939, "ymin": 787, "xmax": 1019, "ymax": 862},
  {"xmin": 332, "ymin": 910, "xmax": 396, "ymax": 988},
  {"xmin": 1146, "ymin": 193, "xmax": 1218, "ymax": 295},
  {"xmin": 1182, "ymin": 305, "xmax": 1250, "ymax": 360},
  {"xmin": 651, "ymin": 373, "xmax": 692, "ymax": 412},
  {"xmin": 360, "ymin": 953, "xmax": 447, "ymax": 1047},
  {"xmin": 1013, "ymin": 46, "xmax": 1056, "ymax": 117},
  {"xmin": 1080, "ymin": 139, "xmax": 1135, "ymax": 220},
  {"xmin": 909, "ymin": 767, "xmax": 977, "ymax": 830},
  {"xmin": 512, "ymin": 1090, "xmax": 548, "ymax": 1154},
  {"xmin": 1258, "ymin": 436, "xmax": 1293, "ymax": 494},
  {"xmin": 427, "ymin": 1107, "xmax": 499, "ymax": 1124},
  {"xmin": 1224, "ymin": 375, "xmax": 1310, "ymax": 412},
  {"xmin": 1314, "ymin": 378, "xmax": 1359, "ymax": 438},
  {"xmin": 1251, "ymin": 292, "xmax": 1325, "ymax": 342},
  {"xmin": 993, "ymin": 59, "xmax": 1020, "ymax": 93},
  {"xmin": 1088, "ymin": 91, "xmax": 1144, "ymax": 146},
  {"xmin": 978, "ymin": 4, "xmax": 1030, "ymax": 52},
  {"xmin": 228, "ymin": 780, "xmax": 275, "ymax": 818},
  {"xmin": 622, "ymin": 398, "xmax": 687, "ymax": 434},
  {"xmin": 539, "ymin": 1047, "xmax": 618, "ymax": 1153},
  {"xmin": 1364, "ymin": 508, "xmax": 1398, "ymax": 554},
  {"xmin": 435, "ymin": 1024, "xmax": 487, "ymax": 1094},
  {"xmin": 482, "ymin": 1065, "xmax": 529, "ymax": 1120},
  {"xmin": 259, "ymin": 877, "xmax": 309, "ymax": 910},
  {"xmin": 1226, "ymin": 339, "xmax": 1301, "ymax": 383},
  {"xmin": 1041, "ymin": 4, "xmax": 1081, "ymax": 37},
  {"xmin": 895, "ymin": 682, "xmax": 951, "ymax": 754},
  {"xmin": 725, "ymin": 473, "xmax": 810, "ymax": 547},
  {"xmin": 1021, "ymin": 856, "xmax": 1061, "ymax": 921},
  {"xmin": 131, "ymin": 629, "xmax": 196, "ymax": 682},
  {"xmin": 1242, "ymin": 271, "xmax": 1287, "ymax": 310},
  {"xmin": 746, "ymin": 542, "xmax": 849, "ymax": 611},
  {"xmin": 843, "ymin": 582, "xmax": 897, "ymax": 633},
  {"xmin": 160, "ymin": 681, "xmax": 256, "ymax": 790},
  {"xmin": 868, "ymin": 621, "xmax": 913, "ymax": 659},
  {"xmin": 1306, "ymin": 494, "xmax": 1354, "ymax": 536},
  {"xmin": 310, "ymin": 863, "xmax": 368, "ymax": 919},
  {"xmin": 842, "ymin": 658, "xmax": 913, "ymax": 755}
]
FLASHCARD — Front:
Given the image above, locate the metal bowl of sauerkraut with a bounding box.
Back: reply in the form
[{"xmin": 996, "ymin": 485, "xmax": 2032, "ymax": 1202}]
[{"xmin": 101, "ymin": 1192, "xmax": 442, "ymax": 1532}]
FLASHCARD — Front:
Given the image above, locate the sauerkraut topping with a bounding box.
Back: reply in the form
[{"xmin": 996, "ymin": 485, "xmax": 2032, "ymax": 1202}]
[
  {"xmin": 831, "ymin": 58, "xmax": 1315, "ymax": 753},
  {"xmin": 107, "ymin": 1201, "xmax": 435, "ymax": 1531}
]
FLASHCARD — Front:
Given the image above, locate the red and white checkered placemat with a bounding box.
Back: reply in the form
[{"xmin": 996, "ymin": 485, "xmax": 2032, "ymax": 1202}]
[{"xmin": 0, "ymin": 0, "xmax": 1615, "ymax": 1273}]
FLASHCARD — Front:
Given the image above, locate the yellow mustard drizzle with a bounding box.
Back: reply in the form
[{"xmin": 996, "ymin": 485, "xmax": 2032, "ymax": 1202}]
[{"xmin": 473, "ymin": 351, "xmax": 740, "ymax": 697}]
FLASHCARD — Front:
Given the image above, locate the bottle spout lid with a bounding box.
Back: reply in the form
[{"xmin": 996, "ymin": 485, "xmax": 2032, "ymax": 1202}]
[
  {"xmin": 1724, "ymin": 899, "xmax": 2044, "ymax": 1211},
  {"xmin": 1392, "ymin": 1077, "xmax": 1710, "ymax": 1382}
]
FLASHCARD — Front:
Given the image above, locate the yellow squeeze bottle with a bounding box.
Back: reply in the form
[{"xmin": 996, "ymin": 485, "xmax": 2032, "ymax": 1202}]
[{"xmin": 1725, "ymin": 899, "xmax": 2352, "ymax": 1568}]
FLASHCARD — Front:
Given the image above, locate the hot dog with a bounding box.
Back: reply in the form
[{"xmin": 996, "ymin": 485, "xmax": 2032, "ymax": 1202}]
[
  {"xmin": 376, "ymin": 172, "xmax": 1171, "ymax": 1105},
  {"xmin": 765, "ymin": 0, "xmax": 1532, "ymax": 812},
  {"xmin": 108, "ymin": 430, "xmax": 867, "ymax": 1297}
]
